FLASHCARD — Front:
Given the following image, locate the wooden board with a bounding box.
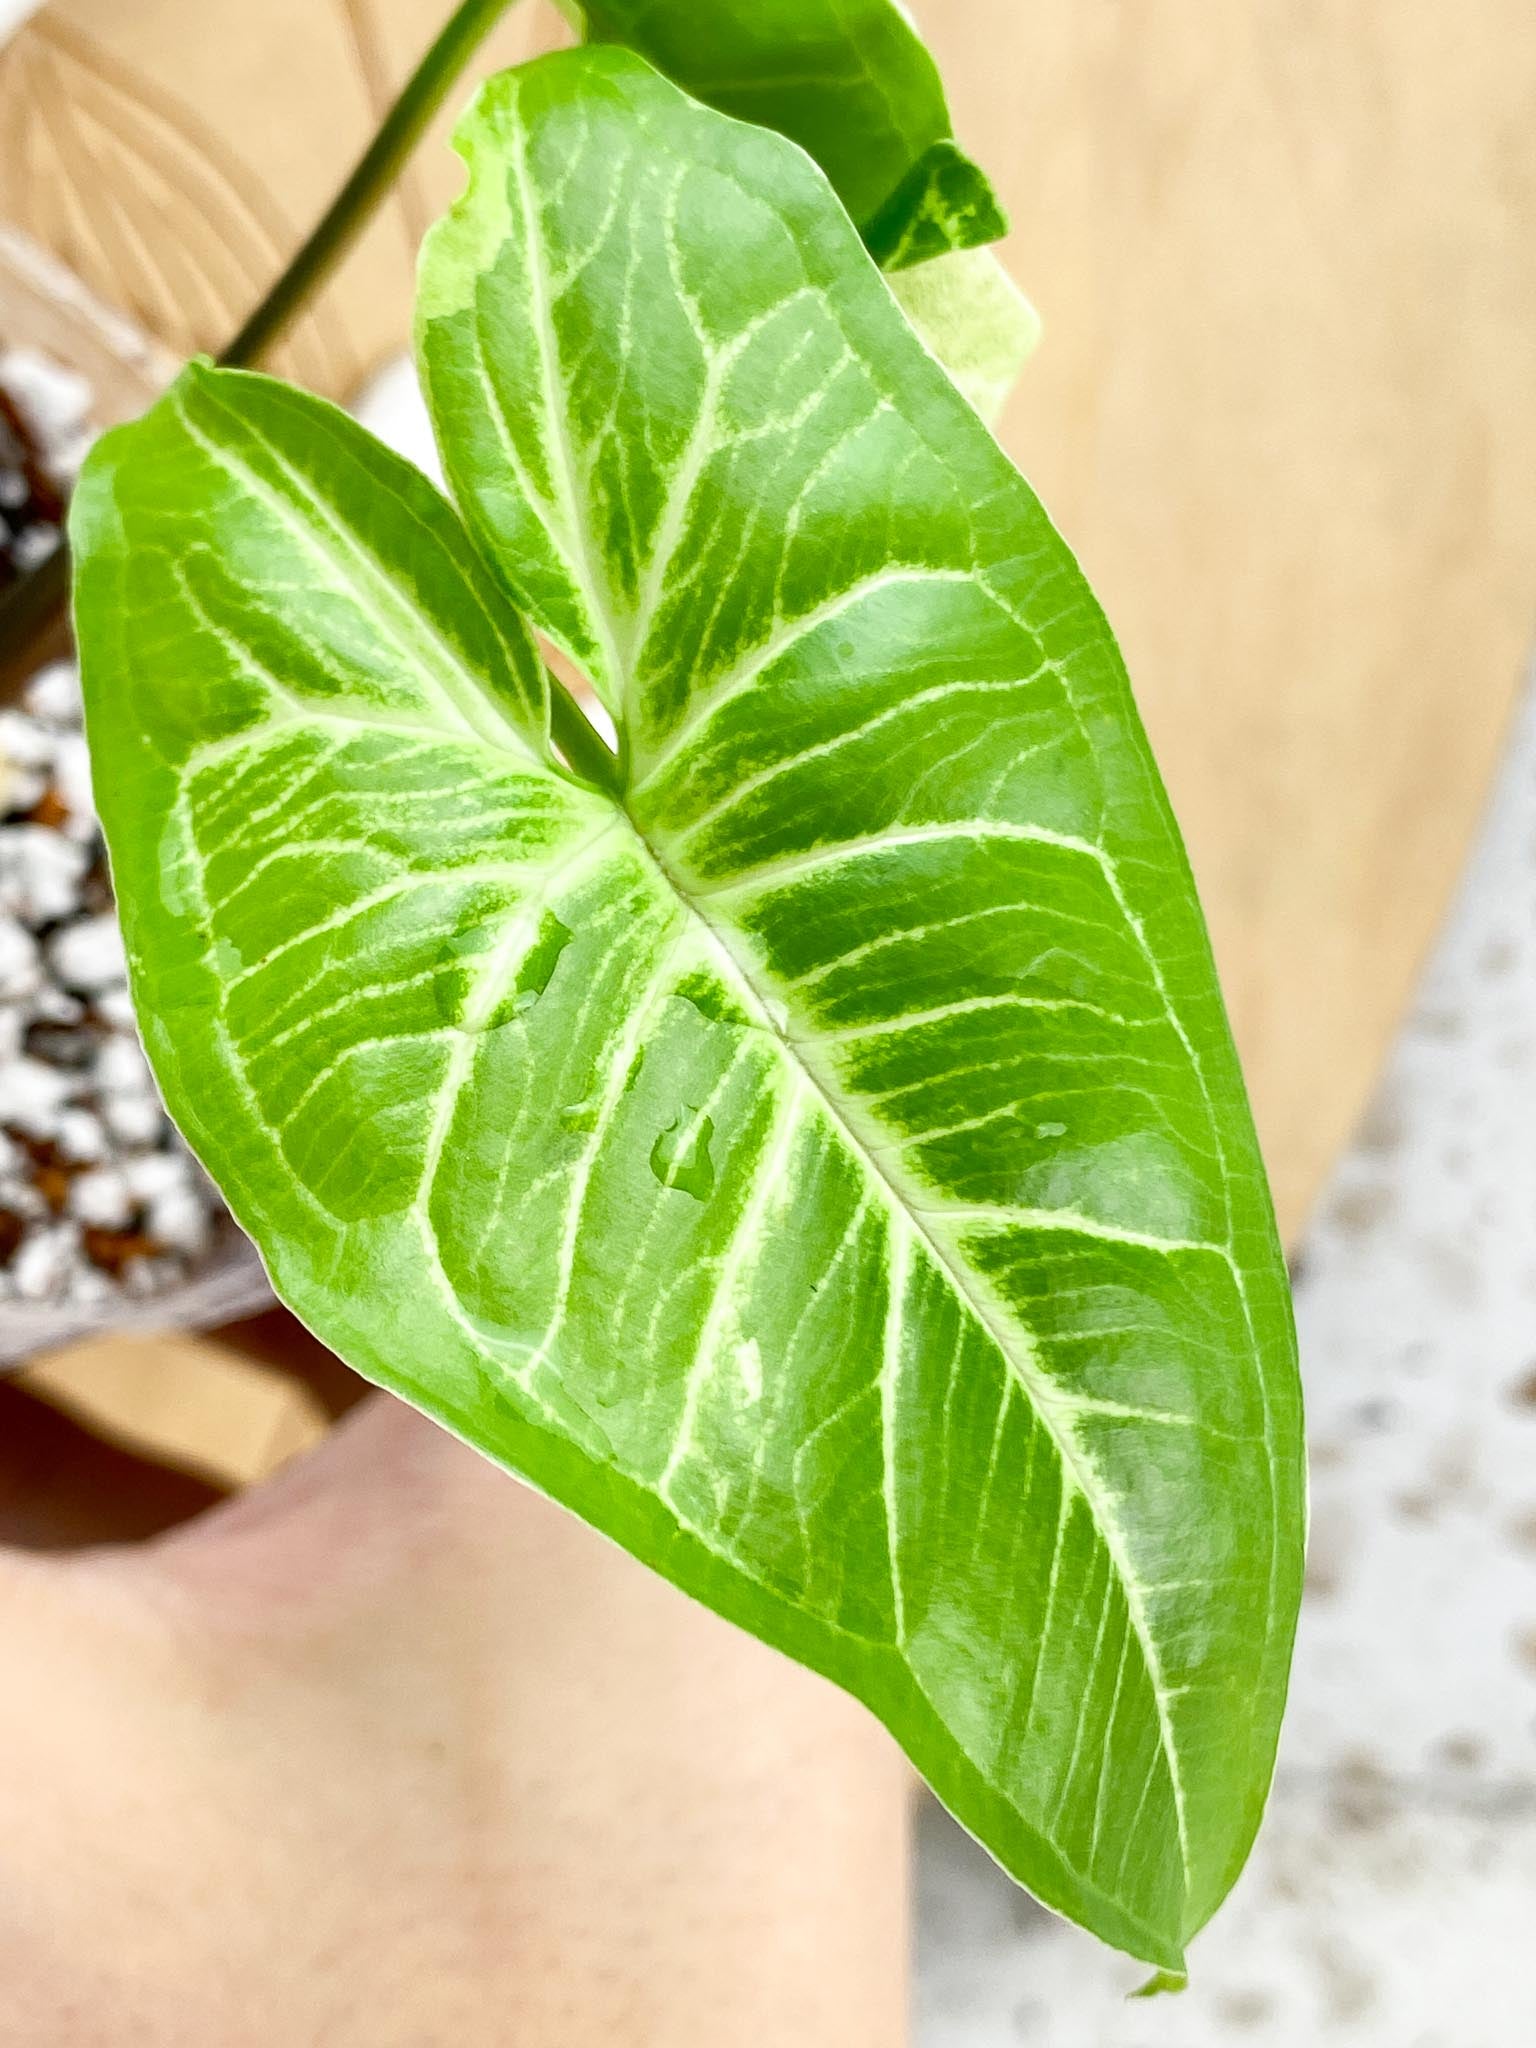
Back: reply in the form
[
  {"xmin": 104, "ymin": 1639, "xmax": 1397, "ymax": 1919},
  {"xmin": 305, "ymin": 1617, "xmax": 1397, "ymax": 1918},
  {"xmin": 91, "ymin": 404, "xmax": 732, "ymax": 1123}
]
[
  {"xmin": 0, "ymin": 0, "xmax": 565, "ymax": 394},
  {"xmin": 23, "ymin": 1332, "xmax": 327, "ymax": 1486},
  {"xmin": 6, "ymin": 0, "xmax": 1536, "ymax": 1479},
  {"xmin": 925, "ymin": 0, "xmax": 1536, "ymax": 1238}
]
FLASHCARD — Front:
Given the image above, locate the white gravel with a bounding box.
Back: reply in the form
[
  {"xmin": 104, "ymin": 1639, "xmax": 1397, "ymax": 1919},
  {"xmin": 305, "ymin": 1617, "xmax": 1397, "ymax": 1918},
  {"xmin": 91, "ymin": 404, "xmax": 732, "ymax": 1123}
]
[
  {"xmin": 0, "ymin": 655, "xmax": 236, "ymax": 1310},
  {"xmin": 0, "ymin": 1053, "xmax": 73, "ymax": 1134},
  {"xmin": 0, "ymin": 353, "xmax": 270, "ymax": 1350},
  {"xmin": 66, "ymin": 1165, "xmax": 133, "ymax": 1229},
  {"xmin": 52, "ymin": 1105, "xmax": 106, "ymax": 1163},
  {"xmin": 11, "ymin": 1220, "xmax": 78, "ymax": 1300},
  {"xmin": 0, "ymin": 912, "xmax": 40, "ymax": 999},
  {"xmin": 99, "ymin": 1093, "xmax": 166, "ymax": 1149},
  {"xmin": 0, "ymin": 348, "xmax": 94, "ymax": 482},
  {"xmin": 24, "ymin": 659, "xmax": 81, "ymax": 725},
  {"xmin": 0, "ymin": 825, "xmax": 88, "ymax": 923},
  {"xmin": 146, "ymin": 1184, "xmax": 212, "ymax": 1258},
  {"xmin": 93, "ymin": 1032, "xmax": 152, "ymax": 1098},
  {"xmin": 46, "ymin": 911, "xmax": 125, "ymax": 992}
]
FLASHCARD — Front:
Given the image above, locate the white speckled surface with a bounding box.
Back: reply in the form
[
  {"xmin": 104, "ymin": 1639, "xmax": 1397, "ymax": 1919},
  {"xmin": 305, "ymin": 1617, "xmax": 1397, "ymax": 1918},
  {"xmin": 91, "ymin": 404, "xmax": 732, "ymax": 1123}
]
[{"xmin": 916, "ymin": 663, "xmax": 1536, "ymax": 2043}]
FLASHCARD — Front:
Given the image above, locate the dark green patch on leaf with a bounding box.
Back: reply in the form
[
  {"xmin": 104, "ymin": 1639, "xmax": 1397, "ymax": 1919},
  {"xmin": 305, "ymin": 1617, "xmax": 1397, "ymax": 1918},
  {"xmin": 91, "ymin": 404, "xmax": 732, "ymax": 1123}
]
[{"xmin": 577, "ymin": 0, "xmax": 1005, "ymax": 267}]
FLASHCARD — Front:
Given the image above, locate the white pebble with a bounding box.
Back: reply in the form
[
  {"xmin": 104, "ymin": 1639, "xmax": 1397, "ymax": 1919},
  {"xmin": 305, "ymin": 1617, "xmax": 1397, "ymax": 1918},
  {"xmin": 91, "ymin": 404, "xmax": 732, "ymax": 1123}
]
[
  {"xmin": 46, "ymin": 912, "xmax": 124, "ymax": 993},
  {"xmin": 0, "ymin": 709, "xmax": 55, "ymax": 772},
  {"xmin": 0, "ymin": 913, "xmax": 41, "ymax": 999},
  {"xmin": 146, "ymin": 1184, "xmax": 210, "ymax": 1258},
  {"xmin": 0, "ymin": 631, "xmax": 239, "ymax": 1307},
  {"xmin": 96, "ymin": 987, "xmax": 137, "ymax": 1030},
  {"xmin": 0, "ymin": 350, "xmax": 92, "ymax": 449},
  {"xmin": 94, "ymin": 1034, "xmax": 152, "ymax": 1097},
  {"xmin": 122, "ymin": 1151, "xmax": 187, "ymax": 1202},
  {"xmin": 64, "ymin": 1265, "xmax": 114, "ymax": 1309},
  {"xmin": 23, "ymin": 661, "xmax": 82, "ymax": 726},
  {"xmin": 54, "ymin": 1106, "xmax": 107, "ymax": 1162},
  {"xmin": 54, "ymin": 429, "xmax": 96, "ymax": 482},
  {"xmin": 0, "ymin": 762, "xmax": 46, "ymax": 816},
  {"xmin": 0, "ymin": 825, "xmax": 88, "ymax": 923},
  {"xmin": 50, "ymin": 732, "xmax": 97, "ymax": 834},
  {"xmin": 0, "ymin": 1054, "xmax": 78, "ymax": 1134},
  {"xmin": 68, "ymin": 1166, "xmax": 134, "ymax": 1229},
  {"xmin": 12, "ymin": 1223, "xmax": 78, "ymax": 1302},
  {"xmin": 120, "ymin": 1253, "xmax": 177, "ymax": 1299},
  {"xmin": 103, "ymin": 1093, "xmax": 163, "ymax": 1146},
  {"xmin": 12, "ymin": 526, "xmax": 59, "ymax": 574},
  {"xmin": 0, "ymin": 1179, "xmax": 46, "ymax": 1223},
  {"xmin": 30, "ymin": 985, "xmax": 82, "ymax": 1026}
]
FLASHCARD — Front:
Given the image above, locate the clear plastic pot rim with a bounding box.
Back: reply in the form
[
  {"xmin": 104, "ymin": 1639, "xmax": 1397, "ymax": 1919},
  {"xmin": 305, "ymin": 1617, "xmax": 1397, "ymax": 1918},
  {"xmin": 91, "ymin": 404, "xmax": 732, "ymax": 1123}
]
[{"xmin": 0, "ymin": 1230, "xmax": 274, "ymax": 1370}]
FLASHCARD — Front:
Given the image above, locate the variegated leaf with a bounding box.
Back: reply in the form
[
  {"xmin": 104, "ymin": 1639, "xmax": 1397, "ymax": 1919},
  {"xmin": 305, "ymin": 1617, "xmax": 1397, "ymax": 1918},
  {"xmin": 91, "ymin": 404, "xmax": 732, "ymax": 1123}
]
[
  {"xmin": 575, "ymin": 0, "xmax": 1007, "ymax": 268},
  {"xmin": 71, "ymin": 49, "xmax": 1303, "ymax": 1969}
]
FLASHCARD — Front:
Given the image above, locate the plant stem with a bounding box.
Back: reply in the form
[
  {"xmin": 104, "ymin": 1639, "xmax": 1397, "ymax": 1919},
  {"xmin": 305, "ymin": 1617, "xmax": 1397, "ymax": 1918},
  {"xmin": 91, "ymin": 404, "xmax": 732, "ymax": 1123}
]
[
  {"xmin": 223, "ymin": 0, "xmax": 519, "ymax": 369},
  {"xmin": 0, "ymin": 0, "xmax": 522, "ymax": 683}
]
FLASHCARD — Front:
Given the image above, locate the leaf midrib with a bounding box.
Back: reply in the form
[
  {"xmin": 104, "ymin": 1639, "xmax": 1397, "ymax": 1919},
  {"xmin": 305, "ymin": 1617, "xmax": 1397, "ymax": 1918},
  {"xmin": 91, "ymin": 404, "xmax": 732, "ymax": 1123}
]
[
  {"xmin": 617, "ymin": 801, "xmax": 1196, "ymax": 1891},
  {"xmin": 238, "ymin": 572, "xmax": 1203, "ymax": 1881},
  {"xmin": 176, "ymin": 220, "xmax": 1241, "ymax": 1906}
]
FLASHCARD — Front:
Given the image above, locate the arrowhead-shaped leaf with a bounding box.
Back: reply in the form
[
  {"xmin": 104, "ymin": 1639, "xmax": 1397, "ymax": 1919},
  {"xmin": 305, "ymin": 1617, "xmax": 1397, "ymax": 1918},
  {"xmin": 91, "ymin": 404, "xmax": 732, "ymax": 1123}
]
[
  {"xmin": 71, "ymin": 50, "xmax": 1303, "ymax": 1968},
  {"xmin": 575, "ymin": 0, "xmax": 1007, "ymax": 268}
]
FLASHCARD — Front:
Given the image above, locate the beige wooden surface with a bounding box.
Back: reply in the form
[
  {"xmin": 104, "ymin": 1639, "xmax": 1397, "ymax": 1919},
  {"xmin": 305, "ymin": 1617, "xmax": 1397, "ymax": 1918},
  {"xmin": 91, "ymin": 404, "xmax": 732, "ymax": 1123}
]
[
  {"xmin": 6, "ymin": 1, "xmax": 1536, "ymax": 1477},
  {"xmin": 924, "ymin": 0, "xmax": 1536, "ymax": 1238},
  {"xmin": 24, "ymin": 1333, "xmax": 328, "ymax": 1485},
  {"xmin": 0, "ymin": 0, "xmax": 562, "ymax": 394}
]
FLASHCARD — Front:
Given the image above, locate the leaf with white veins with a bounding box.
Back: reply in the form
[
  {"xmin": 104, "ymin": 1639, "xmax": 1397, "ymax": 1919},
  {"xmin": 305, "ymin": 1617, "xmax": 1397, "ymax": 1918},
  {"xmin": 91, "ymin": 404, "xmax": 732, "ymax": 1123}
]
[
  {"xmin": 71, "ymin": 49, "xmax": 1303, "ymax": 1969},
  {"xmin": 575, "ymin": 0, "xmax": 1006, "ymax": 268}
]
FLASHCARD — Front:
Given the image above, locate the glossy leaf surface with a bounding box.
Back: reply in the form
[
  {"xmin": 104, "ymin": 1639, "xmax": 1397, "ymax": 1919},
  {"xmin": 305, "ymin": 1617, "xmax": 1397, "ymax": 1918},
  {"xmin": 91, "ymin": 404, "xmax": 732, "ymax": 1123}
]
[
  {"xmin": 576, "ymin": 0, "xmax": 1006, "ymax": 267},
  {"xmin": 72, "ymin": 50, "xmax": 1303, "ymax": 1968}
]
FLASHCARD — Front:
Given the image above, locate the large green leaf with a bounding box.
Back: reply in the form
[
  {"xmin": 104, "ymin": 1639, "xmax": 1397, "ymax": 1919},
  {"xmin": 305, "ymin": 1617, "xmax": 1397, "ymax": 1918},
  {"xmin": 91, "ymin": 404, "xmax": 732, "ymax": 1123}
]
[
  {"xmin": 71, "ymin": 49, "xmax": 1303, "ymax": 1968},
  {"xmin": 574, "ymin": 0, "xmax": 1007, "ymax": 268}
]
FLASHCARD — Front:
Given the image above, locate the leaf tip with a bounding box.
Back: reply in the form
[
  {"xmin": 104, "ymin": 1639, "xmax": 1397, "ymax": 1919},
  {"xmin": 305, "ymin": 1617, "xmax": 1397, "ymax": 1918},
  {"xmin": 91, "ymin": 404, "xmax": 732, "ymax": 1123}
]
[{"xmin": 1130, "ymin": 1968, "xmax": 1189, "ymax": 2001}]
